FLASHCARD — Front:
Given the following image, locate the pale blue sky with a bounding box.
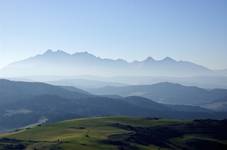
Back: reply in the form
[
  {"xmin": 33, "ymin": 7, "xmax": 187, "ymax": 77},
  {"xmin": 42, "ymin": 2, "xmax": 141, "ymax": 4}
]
[{"xmin": 0, "ymin": 0, "xmax": 226, "ymax": 69}]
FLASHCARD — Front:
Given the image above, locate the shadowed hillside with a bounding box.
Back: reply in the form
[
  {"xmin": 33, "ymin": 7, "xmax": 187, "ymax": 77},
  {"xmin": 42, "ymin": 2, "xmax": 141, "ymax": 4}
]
[{"xmin": 0, "ymin": 79, "xmax": 225, "ymax": 132}]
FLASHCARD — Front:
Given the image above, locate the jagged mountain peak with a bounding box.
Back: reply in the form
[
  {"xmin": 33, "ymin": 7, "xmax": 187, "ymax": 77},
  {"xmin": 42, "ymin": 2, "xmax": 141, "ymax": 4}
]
[
  {"xmin": 73, "ymin": 51, "xmax": 97, "ymax": 58},
  {"xmin": 42, "ymin": 50, "xmax": 97, "ymax": 57},
  {"xmin": 44, "ymin": 49, "xmax": 54, "ymax": 54},
  {"xmin": 42, "ymin": 49, "xmax": 70, "ymax": 56},
  {"xmin": 161, "ymin": 57, "xmax": 176, "ymax": 62},
  {"xmin": 143, "ymin": 56, "xmax": 155, "ymax": 62}
]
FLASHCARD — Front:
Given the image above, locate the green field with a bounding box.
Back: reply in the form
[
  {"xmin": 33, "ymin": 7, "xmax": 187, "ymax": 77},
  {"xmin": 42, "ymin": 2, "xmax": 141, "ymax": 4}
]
[{"xmin": 0, "ymin": 116, "xmax": 227, "ymax": 150}]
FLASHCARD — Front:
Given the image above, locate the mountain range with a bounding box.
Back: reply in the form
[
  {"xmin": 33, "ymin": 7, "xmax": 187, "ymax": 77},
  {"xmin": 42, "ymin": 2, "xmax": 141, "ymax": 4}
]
[
  {"xmin": 88, "ymin": 82, "xmax": 227, "ymax": 106},
  {"xmin": 0, "ymin": 79, "xmax": 224, "ymax": 132},
  {"xmin": 0, "ymin": 49, "xmax": 222, "ymax": 77}
]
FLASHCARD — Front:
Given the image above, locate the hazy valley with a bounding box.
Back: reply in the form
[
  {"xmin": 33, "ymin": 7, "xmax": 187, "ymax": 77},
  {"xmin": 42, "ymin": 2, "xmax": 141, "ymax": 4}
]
[
  {"xmin": 0, "ymin": 49, "xmax": 227, "ymax": 149},
  {"xmin": 1, "ymin": 1, "xmax": 227, "ymax": 149}
]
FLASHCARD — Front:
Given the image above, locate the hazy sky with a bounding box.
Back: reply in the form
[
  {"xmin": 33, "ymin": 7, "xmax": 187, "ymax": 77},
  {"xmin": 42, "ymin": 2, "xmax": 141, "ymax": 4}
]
[{"xmin": 0, "ymin": 0, "xmax": 226, "ymax": 69}]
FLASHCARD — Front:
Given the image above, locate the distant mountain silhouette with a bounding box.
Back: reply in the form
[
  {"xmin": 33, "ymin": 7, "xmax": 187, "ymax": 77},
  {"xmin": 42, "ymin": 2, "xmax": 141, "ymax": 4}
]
[
  {"xmin": 204, "ymin": 96, "xmax": 227, "ymax": 111},
  {"xmin": 89, "ymin": 82, "xmax": 227, "ymax": 106},
  {"xmin": 0, "ymin": 50, "xmax": 214, "ymax": 77},
  {"xmin": 48, "ymin": 78, "xmax": 127, "ymax": 89},
  {"xmin": 0, "ymin": 79, "xmax": 224, "ymax": 132}
]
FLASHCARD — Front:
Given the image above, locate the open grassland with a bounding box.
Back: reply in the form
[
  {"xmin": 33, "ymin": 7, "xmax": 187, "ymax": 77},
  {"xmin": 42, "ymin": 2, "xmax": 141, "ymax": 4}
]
[{"xmin": 0, "ymin": 116, "xmax": 227, "ymax": 150}]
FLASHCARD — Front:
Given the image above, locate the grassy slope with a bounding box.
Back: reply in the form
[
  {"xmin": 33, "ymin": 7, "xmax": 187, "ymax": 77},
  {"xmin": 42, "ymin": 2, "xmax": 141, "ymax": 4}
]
[{"xmin": 0, "ymin": 117, "xmax": 226, "ymax": 150}]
